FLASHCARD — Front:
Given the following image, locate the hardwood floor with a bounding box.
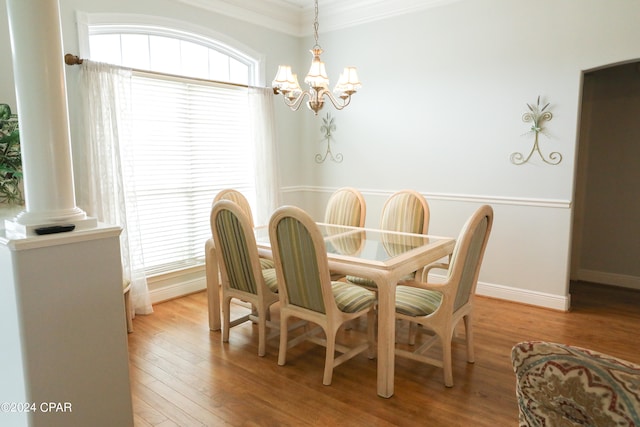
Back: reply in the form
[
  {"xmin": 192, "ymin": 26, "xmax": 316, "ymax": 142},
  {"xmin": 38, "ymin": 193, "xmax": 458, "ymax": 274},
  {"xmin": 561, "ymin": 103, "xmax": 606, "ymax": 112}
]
[{"xmin": 128, "ymin": 281, "xmax": 640, "ymax": 426}]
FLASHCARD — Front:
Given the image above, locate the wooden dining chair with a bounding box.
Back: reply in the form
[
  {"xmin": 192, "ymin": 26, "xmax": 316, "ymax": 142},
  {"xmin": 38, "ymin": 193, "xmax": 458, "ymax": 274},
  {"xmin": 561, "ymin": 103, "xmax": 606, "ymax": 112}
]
[
  {"xmin": 347, "ymin": 189, "xmax": 430, "ymax": 289},
  {"xmin": 379, "ymin": 189, "xmax": 430, "ymax": 234},
  {"xmin": 213, "ymin": 189, "xmax": 255, "ymax": 226},
  {"xmin": 394, "ymin": 205, "xmax": 493, "ymax": 387},
  {"xmin": 213, "ymin": 189, "xmax": 274, "ymax": 269},
  {"xmin": 324, "ymin": 187, "xmax": 366, "ymax": 227},
  {"xmin": 269, "ymin": 205, "xmax": 377, "ymax": 385},
  {"xmin": 210, "ymin": 199, "xmax": 280, "ymax": 356},
  {"xmin": 324, "ymin": 187, "xmax": 366, "ymax": 280}
]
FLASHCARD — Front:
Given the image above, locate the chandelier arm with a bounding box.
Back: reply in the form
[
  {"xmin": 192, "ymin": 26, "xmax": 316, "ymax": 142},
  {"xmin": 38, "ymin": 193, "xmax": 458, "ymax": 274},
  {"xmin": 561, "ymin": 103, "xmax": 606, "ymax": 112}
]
[
  {"xmin": 319, "ymin": 89, "xmax": 352, "ymax": 111},
  {"xmin": 281, "ymin": 90, "xmax": 311, "ymax": 111}
]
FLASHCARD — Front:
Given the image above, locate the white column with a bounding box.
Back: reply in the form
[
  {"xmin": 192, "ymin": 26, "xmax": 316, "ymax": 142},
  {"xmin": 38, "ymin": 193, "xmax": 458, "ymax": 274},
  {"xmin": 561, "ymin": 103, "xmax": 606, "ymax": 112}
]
[
  {"xmin": 1, "ymin": 2, "xmax": 133, "ymax": 425},
  {"xmin": 5, "ymin": 0, "xmax": 91, "ymax": 233}
]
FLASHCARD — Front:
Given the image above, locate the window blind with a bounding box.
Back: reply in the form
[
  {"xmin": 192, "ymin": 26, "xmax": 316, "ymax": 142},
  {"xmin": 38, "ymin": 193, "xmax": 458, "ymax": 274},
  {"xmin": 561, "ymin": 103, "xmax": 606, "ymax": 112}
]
[{"xmin": 127, "ymin": 72, "xmax": 255, "ymax": 276}]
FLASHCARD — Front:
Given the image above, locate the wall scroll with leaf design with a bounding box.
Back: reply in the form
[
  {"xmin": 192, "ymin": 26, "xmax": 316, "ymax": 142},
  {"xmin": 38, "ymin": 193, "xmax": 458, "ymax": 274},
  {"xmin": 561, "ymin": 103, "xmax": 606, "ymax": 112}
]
[
  {"xmin": 511, "ymin": 96, "xmax": 562, "ymax": 165},
  {"xmin": 316, "ymin": 113, "xmax": 343, "ymax": 163}
]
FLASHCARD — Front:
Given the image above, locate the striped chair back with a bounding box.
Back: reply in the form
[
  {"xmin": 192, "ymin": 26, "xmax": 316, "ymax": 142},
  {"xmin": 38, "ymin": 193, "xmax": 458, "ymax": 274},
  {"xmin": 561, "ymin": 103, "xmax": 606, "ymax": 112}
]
[
  {"xmin": 214, "ymin": 188, "xmax": 276, "ymax": 270},
  {"xmin": 324, "ymin": 187, "xmax": 366, "ymax": 227},
  {"xmin": 345, "ymin": 190, "xmax": 429, "ymax": 286},
  {"xmin": 269, "ymin": 205, "xmax": 377, "ymax": 386},
  {"xmin": 448, "ymin": 205, "xmax": 493, "ymax": 311},
  {"xmin": 380, "ymin": 190, "xmax": 429, "ymax": 234},
  {"xmin": 271, "ymin": 207, "xmax": 330, "ymax": 314},
  {"xmin": 211, "ymin": 200, "xmax": 259, "ymax": 295}
]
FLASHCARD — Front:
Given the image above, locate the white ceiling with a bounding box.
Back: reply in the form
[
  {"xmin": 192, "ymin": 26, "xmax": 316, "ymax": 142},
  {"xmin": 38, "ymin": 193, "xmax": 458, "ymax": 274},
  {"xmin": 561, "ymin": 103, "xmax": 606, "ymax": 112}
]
[{"xmin": 175, "ymin": 0, "xmax": 462, "ymax": 36}]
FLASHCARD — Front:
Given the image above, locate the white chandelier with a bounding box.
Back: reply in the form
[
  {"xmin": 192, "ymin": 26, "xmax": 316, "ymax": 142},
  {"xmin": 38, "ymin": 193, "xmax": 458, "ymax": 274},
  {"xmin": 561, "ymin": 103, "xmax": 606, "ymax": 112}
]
[{"xmin": 272, "ymin": 0, "xmax": 362, "ymax": 115}]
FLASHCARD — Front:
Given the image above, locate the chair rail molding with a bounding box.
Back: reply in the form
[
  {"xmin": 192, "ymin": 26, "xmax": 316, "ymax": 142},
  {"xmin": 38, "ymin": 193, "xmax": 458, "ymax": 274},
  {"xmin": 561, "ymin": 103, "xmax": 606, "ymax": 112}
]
[{"xmin": 281, "ymin": 186, "xmax": 571, "ymax": 209}]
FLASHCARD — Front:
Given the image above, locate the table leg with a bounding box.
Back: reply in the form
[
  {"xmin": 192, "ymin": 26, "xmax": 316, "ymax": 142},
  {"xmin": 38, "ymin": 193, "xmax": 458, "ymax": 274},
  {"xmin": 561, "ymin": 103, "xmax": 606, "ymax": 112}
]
[
  {"xmin": 376, "ymin": 277, "xmax": 396, "ymax": 398},
  {"xmin": 205, "ymin": 238, "xmax": 221, "ymax": 331}
]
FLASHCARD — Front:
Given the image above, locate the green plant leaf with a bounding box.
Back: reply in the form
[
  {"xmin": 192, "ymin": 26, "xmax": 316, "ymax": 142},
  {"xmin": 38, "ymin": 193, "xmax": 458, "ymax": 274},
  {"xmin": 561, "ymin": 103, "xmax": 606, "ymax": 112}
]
[{"xmin": 0, "ymin": 105, "xmax": 23, "ymax": 204}]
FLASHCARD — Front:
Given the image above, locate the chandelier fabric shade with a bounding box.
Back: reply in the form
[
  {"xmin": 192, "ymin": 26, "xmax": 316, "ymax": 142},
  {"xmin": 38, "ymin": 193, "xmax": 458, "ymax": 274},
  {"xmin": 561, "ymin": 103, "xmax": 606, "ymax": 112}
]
[
  {"xmin": 334, "ymin": 67, "xmax": 361, "ymax": 97},
  {"xmin": 272, "ymin": 0, "xmax": 361, "ymax": 115},
  {"xmin": 273, "ymin": 65, "xmax": 301, "ymax": 97},
  {"xmin": 304, "ymin": 47, "xmax": 330, "ymax": 89}
]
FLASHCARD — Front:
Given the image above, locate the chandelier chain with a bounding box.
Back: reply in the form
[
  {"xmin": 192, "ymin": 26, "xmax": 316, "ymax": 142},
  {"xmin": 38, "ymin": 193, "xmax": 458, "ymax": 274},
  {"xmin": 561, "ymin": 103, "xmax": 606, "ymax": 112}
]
[{"xmin": 313, "ymin": 0, "xmax": 319, "ymax": 47}]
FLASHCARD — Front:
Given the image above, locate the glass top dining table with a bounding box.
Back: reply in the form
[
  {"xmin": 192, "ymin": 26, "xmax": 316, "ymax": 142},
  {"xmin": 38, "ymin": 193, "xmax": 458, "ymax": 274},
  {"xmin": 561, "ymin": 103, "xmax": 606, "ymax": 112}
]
[
  {"xmin": 205, "ymin": 223, "xmax": 456, "ymax": 398},
  {"xmin": 254, "ymin": 223, "xmax": 447, "ymax": 264}
]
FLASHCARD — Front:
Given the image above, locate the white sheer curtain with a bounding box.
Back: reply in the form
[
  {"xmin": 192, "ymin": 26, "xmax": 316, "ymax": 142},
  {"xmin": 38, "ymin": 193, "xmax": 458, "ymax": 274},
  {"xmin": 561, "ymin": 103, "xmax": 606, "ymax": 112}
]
[
  {"xmin": 248, "ymin": 87, "xmax": 281, "ymax": 225},
  {"xmin": 76, "ymin": 60, "xmax": 153, "ymax": 316}
]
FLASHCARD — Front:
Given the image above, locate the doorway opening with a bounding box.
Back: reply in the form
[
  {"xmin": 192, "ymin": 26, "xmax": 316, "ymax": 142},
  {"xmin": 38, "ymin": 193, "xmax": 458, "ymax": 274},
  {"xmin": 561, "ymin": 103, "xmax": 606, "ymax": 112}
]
[{"xmin": 571, "ymin": 61, "xmax": 640, "ymax": 292}]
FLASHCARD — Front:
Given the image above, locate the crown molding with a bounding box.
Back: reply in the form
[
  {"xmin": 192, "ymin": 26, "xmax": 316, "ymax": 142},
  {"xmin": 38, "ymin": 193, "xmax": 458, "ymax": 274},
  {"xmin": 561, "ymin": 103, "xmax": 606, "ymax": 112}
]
[
  {"xmin": 314, "ymin": 0, "xmax": 463, "ymax": 33},
  {"xmin": 175, "ymin": 0, "xmax": 305, "ymax": 36},
  {"xmin": 174, "ymin": 0, "xmax": 462, "ymax": 36}
]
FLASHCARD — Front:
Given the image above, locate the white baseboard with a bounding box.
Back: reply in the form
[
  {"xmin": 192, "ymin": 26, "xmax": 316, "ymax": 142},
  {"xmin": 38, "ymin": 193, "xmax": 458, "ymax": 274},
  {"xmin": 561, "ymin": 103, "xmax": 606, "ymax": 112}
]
[
  {"xmin": 476, "ymin": 281, "xmax": 570, "ymax": 311},
  {"xmin": 426, "ymin": 273, "xmax": 570, "ymax": 311},
  {"xmin": 575, "ymin": 269, "xmax": 640, "ymax": 291},
  {"xmin": 149, "ymin": 277, "xmax": 206, "ymax": 304}
]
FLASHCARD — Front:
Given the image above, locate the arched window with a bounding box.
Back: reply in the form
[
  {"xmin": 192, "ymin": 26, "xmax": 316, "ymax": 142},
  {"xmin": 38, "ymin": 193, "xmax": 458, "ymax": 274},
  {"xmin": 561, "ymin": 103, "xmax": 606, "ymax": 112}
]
[
  {"xmin": 87, "ymin": 26, "xmax": 256, "ymax": 85},
  {"xmin": 80, "ymin": 15, "xmax": 262, "ymax": 276}
]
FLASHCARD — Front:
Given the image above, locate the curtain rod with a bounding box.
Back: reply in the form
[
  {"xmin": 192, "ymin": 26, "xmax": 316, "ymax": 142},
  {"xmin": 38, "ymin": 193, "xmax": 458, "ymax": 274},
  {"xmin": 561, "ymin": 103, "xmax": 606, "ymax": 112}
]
[{"xmin": 64, "ymin": 53, "xmax": 254, "ymax": 89}]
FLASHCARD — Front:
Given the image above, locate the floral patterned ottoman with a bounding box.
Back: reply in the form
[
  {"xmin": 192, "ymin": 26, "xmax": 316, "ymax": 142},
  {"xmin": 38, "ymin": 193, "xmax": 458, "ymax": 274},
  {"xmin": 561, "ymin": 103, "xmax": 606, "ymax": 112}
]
[{"xmin": 511, "ymin": 341, "xmax": 640, "ymax": 426}]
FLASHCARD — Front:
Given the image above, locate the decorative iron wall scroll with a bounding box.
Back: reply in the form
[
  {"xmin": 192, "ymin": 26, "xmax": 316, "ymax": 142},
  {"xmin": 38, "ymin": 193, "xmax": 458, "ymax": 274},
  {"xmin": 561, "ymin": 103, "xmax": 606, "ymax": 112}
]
[
  {"xmin": 511, "ymin": 96, "xmax": 562, "ymax": 165},
  {"xmin": 316, "ymin": 113, "xmax": 343, "ymax": 163}
]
